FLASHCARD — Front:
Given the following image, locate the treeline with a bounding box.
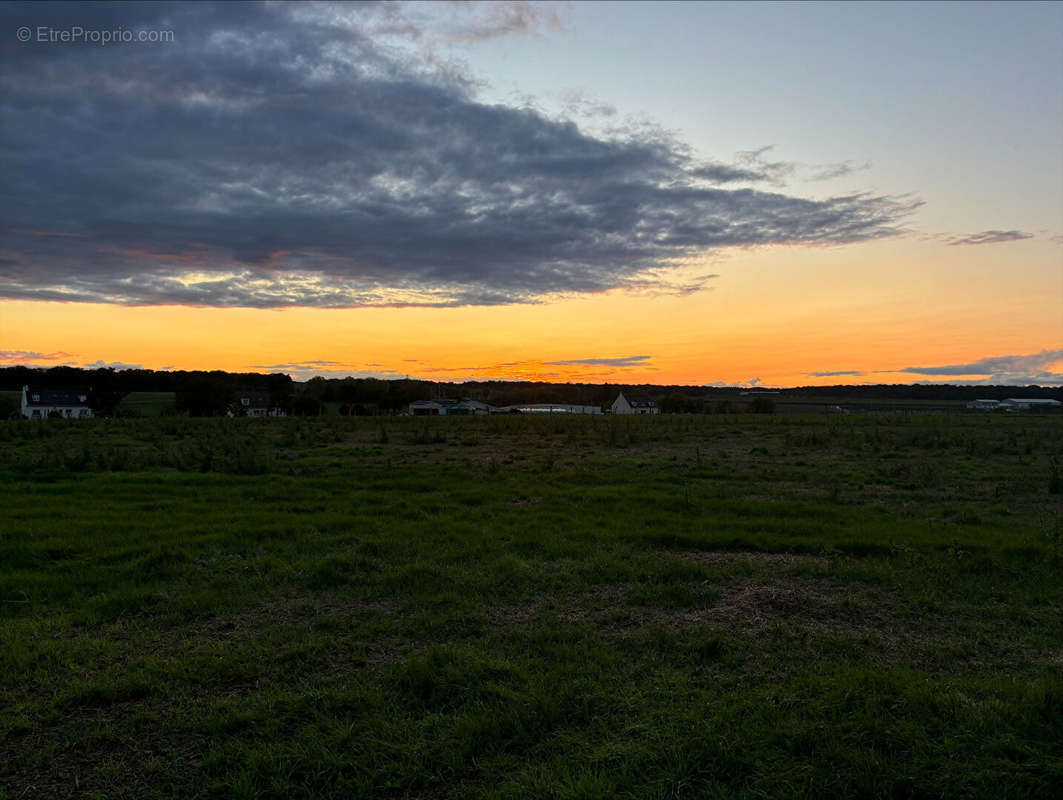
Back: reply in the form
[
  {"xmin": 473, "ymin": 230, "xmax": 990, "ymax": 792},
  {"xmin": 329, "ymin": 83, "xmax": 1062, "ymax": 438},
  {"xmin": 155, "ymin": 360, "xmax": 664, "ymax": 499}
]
[
  {"xmin": 0, "ymin": 366, "xmax": 298, "ymax": 417},
  {"xmin": 1, "ymin": 366, "xmax": 1059, "ymax": 418}
]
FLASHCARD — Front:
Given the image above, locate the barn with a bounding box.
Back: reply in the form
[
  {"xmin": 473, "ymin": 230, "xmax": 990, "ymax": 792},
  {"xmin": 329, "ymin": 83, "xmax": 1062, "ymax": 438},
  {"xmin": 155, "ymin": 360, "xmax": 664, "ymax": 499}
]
[{"xmin": 1000, "ymin": 398, "xmax": 1062, "ymax": 412}]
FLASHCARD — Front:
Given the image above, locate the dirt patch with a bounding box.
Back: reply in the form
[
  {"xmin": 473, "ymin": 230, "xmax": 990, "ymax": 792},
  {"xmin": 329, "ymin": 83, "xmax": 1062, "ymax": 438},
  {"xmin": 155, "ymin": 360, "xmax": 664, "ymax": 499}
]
[
  {"xmin": 486, "ymin": 576, "xmax": 896, "ymax": 643},
  {"xmin": 669, "ymin": 550, "xmax": 830, "ymax": 570},
  {"xmin": 654, "ymin": 578, "xmax": 880, "ymax": 632},
  {"xmin": 485, "ymin": 577, "xmax": 1047, "ymax": 675}
]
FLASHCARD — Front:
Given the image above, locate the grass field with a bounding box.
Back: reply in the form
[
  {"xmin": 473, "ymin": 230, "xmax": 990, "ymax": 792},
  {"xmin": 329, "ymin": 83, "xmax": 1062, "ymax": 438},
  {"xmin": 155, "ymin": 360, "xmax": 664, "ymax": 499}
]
[
  {"xmin": 114, "ymin": 392, "xmax": 178, "ymax": 418},
  {"xmin": 1, "ymin": 414, "xmax": 1061, "ymax": 798}
]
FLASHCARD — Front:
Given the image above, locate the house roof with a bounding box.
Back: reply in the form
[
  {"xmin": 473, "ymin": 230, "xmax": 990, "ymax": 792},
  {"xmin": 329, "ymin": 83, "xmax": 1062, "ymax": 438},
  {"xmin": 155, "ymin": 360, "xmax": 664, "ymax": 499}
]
[
  {"xmin": 240, "ymin": 390, "xmax": 270, "ymax": 407},
  {"xmin": 24, "ymin": 386, "xmax": 89, "ymax": 407},
  {"xmin": 620, "ymin": 391, "xmax": 657, "ymax": 408}
]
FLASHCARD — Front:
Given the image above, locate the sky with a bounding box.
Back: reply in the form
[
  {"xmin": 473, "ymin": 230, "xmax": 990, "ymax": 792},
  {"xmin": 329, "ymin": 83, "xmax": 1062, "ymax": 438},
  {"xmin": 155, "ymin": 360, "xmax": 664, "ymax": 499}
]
[{"xmin": 1, "ymin": 0, "xmax": 1060, "ymax": 386}]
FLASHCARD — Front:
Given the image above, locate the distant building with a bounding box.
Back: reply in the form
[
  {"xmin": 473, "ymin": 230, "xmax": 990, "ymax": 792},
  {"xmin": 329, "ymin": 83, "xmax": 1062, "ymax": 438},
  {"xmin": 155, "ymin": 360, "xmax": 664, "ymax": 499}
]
[
  {"xmin": 409, "ymin": 399, "xmax": 448, "ymax": 415},
  {"xmin": 408, "ymin": 399, "xmax": 493, "ymax": 415},
  {"xmin": 494, "ymin": 403, "xmax": 601, "ymax": 414},
  {"xmin": 234, "ymin": 390, "xmax": 285, "ymax": 417},
  {"xmin": 1000, "ymin": 398, "xmax": 1062, "ymax": 412},
  {"xmin": 448, "ymin": 400, "xmax": 493, "ymax": 415},
  {"xmin": 611, "ymin": 391, "xmax": 659, "ymax": 415},
  {"xmin": 966, "ymin": 399, "xmax": 1001, "ymax": 410},
  {"xmin": 21, "ymin": 385, "xmax": 93, "ymax": 420}
]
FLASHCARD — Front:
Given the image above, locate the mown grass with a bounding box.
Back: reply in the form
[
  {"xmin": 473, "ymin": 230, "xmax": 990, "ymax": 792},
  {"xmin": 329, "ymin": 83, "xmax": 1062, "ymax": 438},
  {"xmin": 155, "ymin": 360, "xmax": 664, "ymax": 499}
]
[{"xmin": 1, "ymin": 413, "xmax": 1061, "ymax": 798}]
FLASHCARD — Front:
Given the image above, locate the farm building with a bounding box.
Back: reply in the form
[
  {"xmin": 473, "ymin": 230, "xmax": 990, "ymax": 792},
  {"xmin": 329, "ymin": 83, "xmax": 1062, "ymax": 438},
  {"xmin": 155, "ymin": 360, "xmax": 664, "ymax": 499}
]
[
  {"xmin": 21, "ymin": 385, "xmax": 93, "ymax": 420},
  {"xmin": 611, "ymin": 391, "xmax": 659, "ymax": 415},
  {"xmin": 440, "ymin": 400, "xmax": 493, "ymax": 415},
  {"xmin": 494, "ymin": 404, "xmax": 601, "ymax": 414},
  {"xmin": 966, "ymin": 399, "xmax": 1001, "ymax": 410},
  {"xmin": 1000, "ymin": 398, "xmax": 1062, "ymax": 412},
  {"xmin": 408, "ymin": 399, "xmax": 493, "ymax": 415},
  {"xmin": 409, "ymin": 399, "xmax": 450, "ymax": 415}
]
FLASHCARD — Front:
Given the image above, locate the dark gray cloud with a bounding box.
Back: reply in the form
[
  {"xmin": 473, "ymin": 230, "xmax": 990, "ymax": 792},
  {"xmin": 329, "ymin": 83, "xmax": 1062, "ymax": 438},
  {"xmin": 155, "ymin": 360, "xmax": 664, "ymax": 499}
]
[
  {"xmin": 0, "ymin": 2, "xmax": 916, "ymax": 308},
  {"xmin": 82, "ymin": 360, "xmax": 144, "ymax": 370},
  {"xmin": 690, "ymin": 164, "xmax": 771, "ymax": 184},
  {"xmin": 808, "ymin": 370, "xmax": 863, "ymax": 377},
  {"xmin": 946, "ymin": 230, "xmax": 1035, "ymax": 246},
  {"xmin": 249, "ymin": 360, "xmax": 348, "ymax": 372},
  {"xmin": 694, "ymin": 150, "xmax": 871, "ymax": 186},
  {"xmin": 733, "ymin": 146, "xmax": 796, "ymax": 185},
  {"xmin": 249, "ymin": 360, "xmax": 405, "ymax": 380},
  {"xmin": 894, "ymin": 349, "xmax": 1063, "ymax": 385},
  {"xmin": 546, "ymin": 355, "xmax": 651, "ymax": 367}
]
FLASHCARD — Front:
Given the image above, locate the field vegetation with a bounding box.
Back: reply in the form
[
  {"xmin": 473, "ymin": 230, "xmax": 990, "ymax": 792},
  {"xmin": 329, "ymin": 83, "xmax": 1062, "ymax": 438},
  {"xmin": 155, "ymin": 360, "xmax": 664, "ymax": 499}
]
[
  {"xmin": 1, "ymin": 413, "xmax": 1061, "ymax": 798},
  {"xmin": 113, "ymin": 392, "xmax": 178, "ymax": 419}
]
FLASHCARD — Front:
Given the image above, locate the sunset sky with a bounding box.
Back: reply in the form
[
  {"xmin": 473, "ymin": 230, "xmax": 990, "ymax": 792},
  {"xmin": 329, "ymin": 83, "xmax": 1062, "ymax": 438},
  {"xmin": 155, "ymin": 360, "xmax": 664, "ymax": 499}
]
[{"xmin": 1, "ymin": 1, "xmax": 1061, "ymax": 386}]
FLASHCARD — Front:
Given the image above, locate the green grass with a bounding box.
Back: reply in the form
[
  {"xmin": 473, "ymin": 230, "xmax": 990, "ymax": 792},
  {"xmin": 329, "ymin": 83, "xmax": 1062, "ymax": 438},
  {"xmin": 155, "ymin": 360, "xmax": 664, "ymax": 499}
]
[
  {"xmin": 1, "ymin": 414, "xmax": 1061, "ymax": 798},
  {"xmin": 114, "ymin": 391, "xmax": 178, "ymax": 418}
]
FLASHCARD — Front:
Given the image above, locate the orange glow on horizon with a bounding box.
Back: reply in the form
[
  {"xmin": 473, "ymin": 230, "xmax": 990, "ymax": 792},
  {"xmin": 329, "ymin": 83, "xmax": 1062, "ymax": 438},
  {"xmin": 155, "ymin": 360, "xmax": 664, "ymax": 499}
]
[{"xmin": 2, "ymin": 238, "xmax": 1060, "ymax": 387}]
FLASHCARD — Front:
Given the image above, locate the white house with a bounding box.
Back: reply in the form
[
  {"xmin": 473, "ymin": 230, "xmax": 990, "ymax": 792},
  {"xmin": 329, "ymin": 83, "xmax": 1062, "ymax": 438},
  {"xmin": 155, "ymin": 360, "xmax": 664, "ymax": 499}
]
[
  {"xmin": 21, "ymin": 385, "xmax": 93, "ymax": 420},
  {"xmin": 235, "ymin": 391, "xmax": 285, "ymax": 417},
  {"xmin": 610, "ymin": 391, "xmax": 659, "ymax": 415},
  {"xmin": 1000, "ymin": 398, "xmax": 1062, "ymax": 412}
]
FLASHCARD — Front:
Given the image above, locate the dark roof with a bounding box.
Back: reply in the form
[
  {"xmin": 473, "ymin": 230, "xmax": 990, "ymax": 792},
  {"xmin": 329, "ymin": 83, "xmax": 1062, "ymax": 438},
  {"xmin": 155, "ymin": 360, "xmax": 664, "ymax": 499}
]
[
  {"xmin": 24, "ymin": 386, "xmax": 89, "ymax": 407},
  {"xmin": 240, "ymin": 390, "xmax": 270, "ymax": 408},
  {"xmin": 621, "ymin": 392, "xmax": 657, "ymax": 408}
]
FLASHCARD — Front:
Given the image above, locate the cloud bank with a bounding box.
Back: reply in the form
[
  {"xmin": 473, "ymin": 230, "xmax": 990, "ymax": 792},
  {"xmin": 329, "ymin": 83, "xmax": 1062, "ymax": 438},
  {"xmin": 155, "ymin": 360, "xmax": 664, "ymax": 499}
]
[
  {"xmin": 0, "ymin": 2, "xmax": 916, "ymax": 308},
  {"xmin": 895, "ymin": 349, "xmax": 1063, "ymax": 385},
  {"xmin": 546, "ymin": 355, "xmax": 652, "ymax": 367}
]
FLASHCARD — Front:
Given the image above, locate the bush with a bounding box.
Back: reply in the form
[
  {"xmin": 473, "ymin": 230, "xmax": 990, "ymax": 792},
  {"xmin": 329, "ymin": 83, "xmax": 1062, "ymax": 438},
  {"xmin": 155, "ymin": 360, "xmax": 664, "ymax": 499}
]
[{"xmin": 750, "ymin": 398, "xmax": 775, "ymax": 414}]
